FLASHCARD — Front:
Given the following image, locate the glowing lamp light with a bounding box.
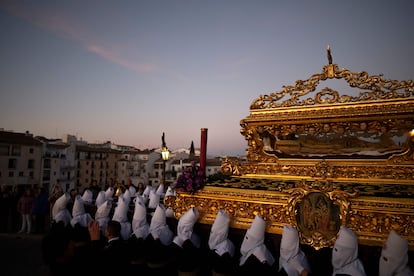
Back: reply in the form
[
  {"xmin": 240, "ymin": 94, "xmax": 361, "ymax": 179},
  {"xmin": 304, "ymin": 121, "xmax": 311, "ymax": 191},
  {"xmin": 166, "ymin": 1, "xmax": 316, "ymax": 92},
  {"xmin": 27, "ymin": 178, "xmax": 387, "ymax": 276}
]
[
  {"xmin": 161, "ymin": 146, "xmax": 170, "ymax": 161},
  {"xmin": 161, "ymin": 132, "xmax": 170, "ymax": 184}
]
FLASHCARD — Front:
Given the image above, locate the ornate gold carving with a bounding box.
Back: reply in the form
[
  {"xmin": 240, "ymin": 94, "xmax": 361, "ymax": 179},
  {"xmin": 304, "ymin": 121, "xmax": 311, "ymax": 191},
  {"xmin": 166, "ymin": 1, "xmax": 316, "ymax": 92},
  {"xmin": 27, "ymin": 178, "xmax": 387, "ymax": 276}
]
[
  {"xmin": 238, "ymin": 111, "xmax": 414, "ymax": 182},
  {"xmin": 221, "ymin": 156, "xmax": 242, "ymax": 176},
  {"xmin": 348, "ymin": 198, "xmax": 414, "ymax": 247},
  {"xmin": 167, "ymin": 187, "xmax": 289, "ymax": 232},
  {"xmin": 222, "ymin": 158, "xmax": 414, "ymax": 183},
  {"xmin": 389, "ymin": 136, "xmax": 414, "ymax": 164},
  {"xmin": 166, "ymin": 183, "xmax": 414, "ymax": 249},
  {"xmin": 310, "ymin": 160, "xmax": 333, "ymax": 179},
  {"xmin": 250, "ymin": 64, "xmax": 414, "ymax": 109}
]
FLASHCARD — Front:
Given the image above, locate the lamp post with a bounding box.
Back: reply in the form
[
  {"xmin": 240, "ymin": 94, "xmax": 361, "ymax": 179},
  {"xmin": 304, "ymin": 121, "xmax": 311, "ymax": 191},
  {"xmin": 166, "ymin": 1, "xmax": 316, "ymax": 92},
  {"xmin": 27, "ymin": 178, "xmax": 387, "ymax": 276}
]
[{"xmin": 161, "ymin": 132, "xmax": 170, "ymax": 185}]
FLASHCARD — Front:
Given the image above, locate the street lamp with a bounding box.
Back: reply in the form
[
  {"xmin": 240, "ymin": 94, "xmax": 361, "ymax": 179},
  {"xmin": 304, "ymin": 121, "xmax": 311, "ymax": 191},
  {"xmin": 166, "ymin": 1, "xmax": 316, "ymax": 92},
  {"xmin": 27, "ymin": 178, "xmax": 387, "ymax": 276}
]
[{"xmin": 161, "ymin": 132, "xmax": 170, "ymax": 184}]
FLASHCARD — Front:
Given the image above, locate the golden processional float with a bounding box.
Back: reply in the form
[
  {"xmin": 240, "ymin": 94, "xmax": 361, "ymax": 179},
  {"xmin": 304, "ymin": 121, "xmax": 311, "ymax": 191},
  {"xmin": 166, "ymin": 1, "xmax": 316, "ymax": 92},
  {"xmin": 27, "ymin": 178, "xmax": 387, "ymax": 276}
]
[{"xmin": 166, "ymin": 47, "xmax": 414, "ymax": 250}]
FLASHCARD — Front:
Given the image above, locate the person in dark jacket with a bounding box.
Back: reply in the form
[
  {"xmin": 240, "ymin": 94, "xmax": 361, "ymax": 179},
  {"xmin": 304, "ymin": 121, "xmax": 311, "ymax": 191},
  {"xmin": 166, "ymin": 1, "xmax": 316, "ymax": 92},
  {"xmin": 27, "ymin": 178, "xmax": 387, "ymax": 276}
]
[
  {"xmin": 87, "ymin": 220, "xmax": 131, "ymax": 274},
  {"xmin": 88, "ymin": 180, "xmax": 101, "ymax": 202},
  {"xmin": 0, "ymin": 185, "xmax": 11, "ymax": 233},
  {"xmin": 33, "ymin": 187, "xmax": 49, "ymax": 234}
]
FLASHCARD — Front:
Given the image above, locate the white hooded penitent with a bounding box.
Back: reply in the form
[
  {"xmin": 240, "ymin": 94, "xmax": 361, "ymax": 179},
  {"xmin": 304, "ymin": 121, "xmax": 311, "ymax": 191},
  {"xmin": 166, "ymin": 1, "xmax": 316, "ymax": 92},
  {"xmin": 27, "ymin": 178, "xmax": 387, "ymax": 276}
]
[
  {"xmin": 105, "ymin": 187, "xmax": 114, "ymax": 200},
  {"xmin": 52, "ymin": 192, "xmax": 70, "ymax": 219},
  {"xmin": 81, "ymin": 189, "xmax": 93, "ymax": 204},
  {"xmin": 52, "ymin": 193, "xmax": 72, "ymax": 226},
  {"xmin": 279, "ymin": 224, "xmax": 311, "ymax": 276},
  {"xmin": 112, "ymin": 196, "xmax": 131, "ymax": 240},
  {"xmin": 149, "ymin": 204, "xmax": 174, "ymax": 246},
  {"xmin": 129, "ymin": 185, "xmax": 137, "ymax": 198},
  {"xmin": 95, "ymin": 200, "xmax": 111, "ymax": 233},
  {"xmin": 239, "ymin": 215, "xmax": 275, "ymax": 266},
  {"xmin": 332, "ymin": 226, "xmax": 366, "ymax": 276},
  {"xmin": 122, "ymin": 189, "xmax": 132, "ymax": 206},
  {"xmin": 208, "ymin": 209, "xmax": 235, "ymax": 257},
  {"xmin": 143, "ymin": 185, "xmax": 152, "ymax": 198},
  {"xmin": 95, "ymin": 191, "xmax": 106, "ymax": 208},
  {"xmin": 70, "ymin": 195, "xmax": 92, "ymax": 228},
  {"xmin": 165, "ymin": 186, "xmax": 176, "ymax": 197},
  {"xmin": 131, "ymin": 197, "xmax": 149, "ymax": 239},
  {"xmin": 148, "ymin": 190, "xmax": 160, "ymax": 210},
  {"xmin": 173, "ymin": 207, "xmax": 200, "ymax": 248},
  {"xmin": 156, "ymin": 184, "xmax": 165, "ymax": 197},
  {"xmin": 379, "ymin": 230, "xmax": 414, "ymax": 276}
]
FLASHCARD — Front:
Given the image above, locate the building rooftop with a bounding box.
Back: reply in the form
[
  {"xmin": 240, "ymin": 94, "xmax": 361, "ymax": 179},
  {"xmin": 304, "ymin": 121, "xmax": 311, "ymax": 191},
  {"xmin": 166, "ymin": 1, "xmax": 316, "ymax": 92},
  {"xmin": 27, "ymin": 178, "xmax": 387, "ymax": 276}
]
[{"xmin": 0, "ymin": 131, "xmax": 42, "ymax": 146}]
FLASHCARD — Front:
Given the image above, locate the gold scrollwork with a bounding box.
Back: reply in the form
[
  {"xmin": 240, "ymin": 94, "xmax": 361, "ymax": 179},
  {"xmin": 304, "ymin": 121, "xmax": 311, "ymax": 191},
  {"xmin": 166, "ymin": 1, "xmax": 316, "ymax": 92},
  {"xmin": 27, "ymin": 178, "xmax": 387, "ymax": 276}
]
[
  {"xmin": 315, "ymin": 88, "xmax": 340, "ymax": 104},
  {"xmin": 310, "ymin": 160, "xmax": 334, "ymax": 179},
  {"xmin": 250, "ymin": 63, "xmax": 414, "ymax": 109},
  {"xmin": 166, "ymin": 183, "xmax": 413, "ymax": 248},
  {"xmin": 221, "ymin": 156, "xmax": 242, "ymax": 176}
]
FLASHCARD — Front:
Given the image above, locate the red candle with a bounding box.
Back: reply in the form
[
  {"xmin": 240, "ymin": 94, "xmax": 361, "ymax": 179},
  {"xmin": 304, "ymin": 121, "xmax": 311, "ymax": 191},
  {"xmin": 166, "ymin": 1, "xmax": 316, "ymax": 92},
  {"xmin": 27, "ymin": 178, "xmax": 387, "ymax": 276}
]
[{"xmin": 200, "ymin": 128, "xmax": 208, "ymax": 176}]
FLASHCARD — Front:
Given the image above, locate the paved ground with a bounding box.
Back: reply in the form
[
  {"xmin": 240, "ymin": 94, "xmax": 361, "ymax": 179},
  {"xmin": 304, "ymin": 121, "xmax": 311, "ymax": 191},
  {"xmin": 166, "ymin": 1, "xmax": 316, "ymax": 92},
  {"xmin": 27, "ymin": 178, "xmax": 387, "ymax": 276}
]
[{"xmin": 0, "ymin": 233, "xmax": 51, "ymax": 276}]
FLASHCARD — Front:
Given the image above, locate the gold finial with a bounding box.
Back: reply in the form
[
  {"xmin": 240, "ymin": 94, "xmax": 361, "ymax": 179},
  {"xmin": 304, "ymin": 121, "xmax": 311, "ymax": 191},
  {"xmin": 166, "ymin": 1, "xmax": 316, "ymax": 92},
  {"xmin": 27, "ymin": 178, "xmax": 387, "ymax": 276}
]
[{"xmin": 327, "ymin": 44, "xmax": 333, "ymax": 65}]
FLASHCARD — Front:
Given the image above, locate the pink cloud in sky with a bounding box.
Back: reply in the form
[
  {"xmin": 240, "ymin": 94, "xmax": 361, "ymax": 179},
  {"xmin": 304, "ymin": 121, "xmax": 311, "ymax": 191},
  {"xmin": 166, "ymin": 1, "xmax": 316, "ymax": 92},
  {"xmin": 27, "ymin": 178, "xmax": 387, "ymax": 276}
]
[
  {"xmin": 86, "ymin": 44, "xmax": 158, "ymax": 73},
  {"xmin": 2, "ymin": 2, "xmax": 159, "ymax": 74}
]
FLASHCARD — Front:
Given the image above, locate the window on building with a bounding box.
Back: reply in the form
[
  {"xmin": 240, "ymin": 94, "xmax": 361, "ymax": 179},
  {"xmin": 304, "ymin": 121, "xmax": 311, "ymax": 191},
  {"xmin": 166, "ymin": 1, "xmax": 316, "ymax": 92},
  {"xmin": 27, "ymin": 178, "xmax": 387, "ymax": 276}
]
[
  {"xmin": 29, "ymin": 171, "xmax": 34, "ymax": 178},
  {"xmin": 28, "ymin": 159, "xmax": 35, "ymax": 169},
  {"xmin": 9, "ymin": 171, "xmax": 14, "ymax": 177},
  {"xmin": 8, "ymin": 158, "xmax": 17, "ymax": 169},
  {"xmin": 11, "ymin": 146, "xmax": 21, "ymax": 156},
  {"xmin": 19, "ymin": 171, "xmax": 24, "ymax": 177},
  {"xmin": 43, "ymin": 170, "xmax": 50, "ymax": 181},
  {"xmin": 44, "ymin": 159, "xmax": 51, "ymax": 169},
  {"xmin": 0, "ymin": 145, "xmax": 9, "ymax": 155},
  {"xmin": 29, "ymin": 148, "xmax": 34, "ymax": 154}
]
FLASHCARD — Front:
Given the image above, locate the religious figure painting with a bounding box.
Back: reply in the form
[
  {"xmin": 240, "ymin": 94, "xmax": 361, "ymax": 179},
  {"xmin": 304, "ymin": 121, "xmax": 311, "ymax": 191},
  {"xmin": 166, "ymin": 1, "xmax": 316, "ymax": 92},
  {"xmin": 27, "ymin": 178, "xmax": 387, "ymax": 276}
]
[{"xmin": 295, "ymin": 192, "xmax": 340, "ymax": 240}]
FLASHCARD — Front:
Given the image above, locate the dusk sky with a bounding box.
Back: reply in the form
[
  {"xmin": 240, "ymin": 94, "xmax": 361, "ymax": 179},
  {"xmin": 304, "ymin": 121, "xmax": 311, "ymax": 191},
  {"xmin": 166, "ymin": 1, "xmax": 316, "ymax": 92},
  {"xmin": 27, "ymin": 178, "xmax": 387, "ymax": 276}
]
[{"xmin": 1, "ymin": 1, "xmax": 413, "ymax": 156}]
